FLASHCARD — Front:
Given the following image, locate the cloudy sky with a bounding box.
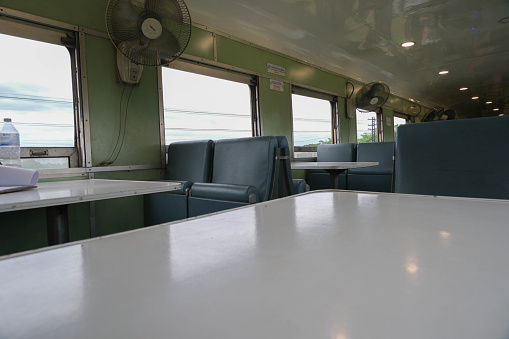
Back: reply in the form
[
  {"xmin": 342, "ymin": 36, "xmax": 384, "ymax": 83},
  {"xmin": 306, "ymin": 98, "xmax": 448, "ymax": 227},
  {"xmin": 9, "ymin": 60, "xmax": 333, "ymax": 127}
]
[{"xmin": 0, "ymin": 33, "xmax": 74, "ymax": 147}]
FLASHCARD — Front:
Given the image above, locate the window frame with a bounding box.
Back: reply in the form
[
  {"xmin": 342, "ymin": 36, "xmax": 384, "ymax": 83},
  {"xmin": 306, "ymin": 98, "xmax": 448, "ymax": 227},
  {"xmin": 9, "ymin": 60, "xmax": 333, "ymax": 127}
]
[
  {"xmin": 0, "ymin": 14, "xmax": 83, "ymax": 169},
  {"xmin": 291, "ymin": 85, "xmax": 339, "ymax": 154},
  {"xmin": 393, "ymin": 112, "xmax": 410, "ymax": 137},
  {"xmin": 159, "ymin": 59, "xmax": 261, "ymax": 151},
  {"xmin": 394, "ymin": 112, "xmax": 410, "ymax": 123}
]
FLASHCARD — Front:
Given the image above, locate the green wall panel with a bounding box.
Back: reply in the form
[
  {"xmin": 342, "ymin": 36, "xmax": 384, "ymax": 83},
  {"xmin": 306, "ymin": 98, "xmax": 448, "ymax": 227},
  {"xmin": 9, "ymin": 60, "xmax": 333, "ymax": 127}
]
[
  {"xmin": 338, "ymin": 97, "xmax": 357, "ymax": 143},
  {"xmin": 216, "ymin": 36, "xmax": 346, "ymax": 95},
  {"xmin": 85, "ymin": 35, "xmax": 162, "ymax": 167},
  {"xmin": 0, "ymin": 0, "xmax": 108, "ymax": 32},
  {"xmin": 259, "ymin": 77, "xmax": 292, "ymax": 143},
  {"xmin": 185, "ymin": 26, "xmax": 215, "ymax": 61},
  {"xmin": 383, "ymin": 108, "xmax": 395, "ymax": 142},
  {"xmin": 0, "ymin": 203, "xmax": 91, "ymax": 257},
  {"xmin": 0, "ymin": 209, "xmax": 47, "ymax": 256},
  {"xmin": 93, "ymin": 170, "xmax": 161, "ymax": 235}
]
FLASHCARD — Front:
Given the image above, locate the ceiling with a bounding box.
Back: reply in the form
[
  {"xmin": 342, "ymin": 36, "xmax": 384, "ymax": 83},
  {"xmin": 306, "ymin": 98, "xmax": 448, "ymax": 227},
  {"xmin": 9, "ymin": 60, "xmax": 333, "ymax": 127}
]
[{"xmin": 184, "ymin": 0, "xmax": 509, "ymax": 119}]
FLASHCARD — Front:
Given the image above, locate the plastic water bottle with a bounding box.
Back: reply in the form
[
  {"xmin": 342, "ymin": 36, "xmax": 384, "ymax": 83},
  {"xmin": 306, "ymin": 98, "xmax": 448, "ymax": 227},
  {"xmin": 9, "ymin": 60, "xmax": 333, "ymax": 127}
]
[{"xmin": 0, "ymin": 118, "xmax": 21, "ymax": 167}]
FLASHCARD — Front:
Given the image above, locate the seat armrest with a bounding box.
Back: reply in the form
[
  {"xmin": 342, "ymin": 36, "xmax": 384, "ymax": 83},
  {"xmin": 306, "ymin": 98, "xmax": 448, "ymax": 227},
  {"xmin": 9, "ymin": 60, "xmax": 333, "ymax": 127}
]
[
  {"xmin": 292, "ymin": 179, "xmax": 309, "ymax": 194},
  {"xmin": 190, "ymin": 183, "xmax": 259, "ymax": 203},
  {"xmin": 159, "ymin": 180, "xmax": 192, "ymax": 195}
]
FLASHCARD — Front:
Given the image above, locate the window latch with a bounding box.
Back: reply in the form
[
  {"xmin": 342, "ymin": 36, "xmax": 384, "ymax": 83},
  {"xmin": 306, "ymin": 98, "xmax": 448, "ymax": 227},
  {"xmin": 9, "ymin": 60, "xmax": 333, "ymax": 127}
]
[{"xmin": 30, "ymin": 150, "xmax": 48, "ymax": 156}]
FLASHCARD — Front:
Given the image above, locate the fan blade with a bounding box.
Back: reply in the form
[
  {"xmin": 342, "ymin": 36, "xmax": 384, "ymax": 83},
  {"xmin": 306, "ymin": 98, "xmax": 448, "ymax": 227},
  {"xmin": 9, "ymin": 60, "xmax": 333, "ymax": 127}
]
[
  {"xmin": 108, "ymin": 0, "xmax": 143, "ymax": 42},
  {"xmin": 355, "ymin": 88, "xmax": 374, "ymax": 110},
  {"xmin": 116, "ymin": 38, "xmax": 149, "ymax": 65},
  {"xmin": 356, "ymin": 97, "xmax": 372, "ymax": 110},
  {"xmin": 442, "ymin": 109, "xmax": 456, "ymax": 120},
  {"xmin": 146, "ymin": 27, "xmax": 181, "ymax": 61},
  {"xmin": 117, "ymin": 29, "xmax": 180, "ymax": 66}
]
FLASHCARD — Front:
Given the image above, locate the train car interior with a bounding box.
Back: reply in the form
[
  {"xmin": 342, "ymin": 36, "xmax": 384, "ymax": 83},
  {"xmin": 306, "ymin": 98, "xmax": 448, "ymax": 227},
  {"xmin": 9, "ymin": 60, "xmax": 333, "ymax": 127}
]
[
  {"xmin": 1, "ymin": 1, "xmax": 509, "ymax": 337},
  {"xmin": 1, "ymin": 0, "xmax": 508, "ymax": 254}
]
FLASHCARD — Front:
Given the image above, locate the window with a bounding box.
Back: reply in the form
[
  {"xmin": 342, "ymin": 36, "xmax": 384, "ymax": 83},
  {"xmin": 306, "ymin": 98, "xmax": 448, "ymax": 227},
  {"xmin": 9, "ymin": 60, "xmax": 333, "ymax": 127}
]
[
  {"xmin": 161, "ymin": 64, "xmax": 258, "ymax": 144},
  {"xmin": 292, "ymin": 86, "xmax": 337, "ymax": 157},
  {"xmin": 394, "ymin": 115, "xmax": 408, "ymax": 136},
  {"xmin": 0, "ymin": 17, "xmax": 80, "ymax": 169},
  {"xmin": 357, "ymin": 109, "xmax": 381, "ymax": 143}
]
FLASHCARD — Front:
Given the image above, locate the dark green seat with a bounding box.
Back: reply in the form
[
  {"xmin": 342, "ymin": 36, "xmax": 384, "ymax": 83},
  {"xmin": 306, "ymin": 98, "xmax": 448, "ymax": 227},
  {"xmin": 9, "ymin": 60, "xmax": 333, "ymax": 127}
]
[
  {"xmin": 188, "ymin": 136, "xmax": 277, "ymax": 217},
  {"xmin": 144, "ymin": 140, "xmax": 213, "ymax": 225},
  {"xmin": 306, "ymin": 143, "xmax": 356, "ymax": 190},
  {"xmin": 348, "ymin": 142, "xmax": 394, "ymax": 192},
  {"xmin": 394, "ymin": 116, "xmax": 509, "ymax": 199}
]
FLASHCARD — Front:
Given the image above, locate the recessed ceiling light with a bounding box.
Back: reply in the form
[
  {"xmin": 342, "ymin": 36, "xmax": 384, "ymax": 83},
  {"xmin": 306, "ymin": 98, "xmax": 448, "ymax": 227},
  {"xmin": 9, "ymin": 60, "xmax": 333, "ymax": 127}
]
[
  {"xmin": 401, "ymin": 41, "xmax": 415, "ymax": 47},
  {"xmin": 472, "ymin": 96, "xmax": 479, "ymax": 100},
  {"xmin": 499, "ymin": 114, "xmax": 504, "ymax": 116},
  {"xmin": 486, "ymin": 101, "xmax": 493, "ymax": 104},
  {"xmin": 460, "ymin": 87, "xmax": 468, "ymax": 91},
  {"xmin": 438, "ymin": 70, "xmax": 449, "ymax": 75},
  {"xmin": 494, "ymin": 108, "xmax": 500, "ymax": 111}
]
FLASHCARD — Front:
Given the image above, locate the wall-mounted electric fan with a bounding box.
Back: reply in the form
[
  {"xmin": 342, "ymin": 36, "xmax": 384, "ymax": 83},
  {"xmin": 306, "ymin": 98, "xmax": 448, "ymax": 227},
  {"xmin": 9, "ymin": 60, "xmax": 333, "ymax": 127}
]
[
  {"xmin": 355, "ymin": 81, "xmax": 390, "ymax": 112},
  {"xmin": 106, "ymin": 0, "xmax": 192, "ymax": 84},
  {"xmin": 421, "ymin": 106, "xmax": 444, "ymax": 122},
  {"xmin": 441, "ymin": 109, "xmax": 456, "ymax": 120}
]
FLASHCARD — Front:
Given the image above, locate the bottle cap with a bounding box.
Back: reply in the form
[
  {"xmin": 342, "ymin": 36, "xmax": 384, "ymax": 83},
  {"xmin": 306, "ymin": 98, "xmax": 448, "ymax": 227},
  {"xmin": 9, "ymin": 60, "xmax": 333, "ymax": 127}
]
[{"xmin": 4, "ymin": 118, "xmax": 11, "ymax": 122}]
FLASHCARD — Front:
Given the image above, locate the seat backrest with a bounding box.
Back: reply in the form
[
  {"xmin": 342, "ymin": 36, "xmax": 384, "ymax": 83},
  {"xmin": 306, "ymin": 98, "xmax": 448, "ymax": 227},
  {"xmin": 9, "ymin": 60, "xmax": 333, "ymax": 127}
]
[
  {"xmin": 211, "ymin": 136, "xmax": 277, "ymax": 202},
  {"xmin": 349, "ymin": 142, "xmax": 394, "ymax": 175},
  {"xmin": 394, "ymin": 116, "xmax": 509, "ymax": 199},
  {"xmin": 317, "ymin": 143, "xmax": 355, "ymax": 162},
  {"xmin": 166, "ymin": 140, "xmax": 213, "ymax": 183}
]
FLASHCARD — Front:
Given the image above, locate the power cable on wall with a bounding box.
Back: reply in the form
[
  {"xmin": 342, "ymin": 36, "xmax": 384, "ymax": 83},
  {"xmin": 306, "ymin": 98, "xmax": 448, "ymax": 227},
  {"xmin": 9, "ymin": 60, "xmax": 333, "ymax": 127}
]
[{"xmin": 97, "ymin": 84, "xmax": 134, "ymax": 166}]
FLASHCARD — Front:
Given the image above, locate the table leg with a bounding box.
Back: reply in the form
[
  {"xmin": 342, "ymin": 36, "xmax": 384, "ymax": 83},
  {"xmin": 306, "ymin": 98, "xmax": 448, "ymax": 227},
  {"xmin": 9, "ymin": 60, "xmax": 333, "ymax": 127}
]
[
  {"xmin": 330, "ymin": 172, "xmax": 339, "ymax": 189},
  {"xmin": 46, "ymin": 205, "xmax": 69, "ymax": 245}
]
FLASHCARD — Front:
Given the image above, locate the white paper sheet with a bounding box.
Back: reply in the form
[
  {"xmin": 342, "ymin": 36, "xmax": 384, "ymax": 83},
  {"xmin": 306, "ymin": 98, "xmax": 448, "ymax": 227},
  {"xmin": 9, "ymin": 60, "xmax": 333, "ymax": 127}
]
[{"xmin": 0, "ymin": 165, "xmax": 39, "ymax": 193}]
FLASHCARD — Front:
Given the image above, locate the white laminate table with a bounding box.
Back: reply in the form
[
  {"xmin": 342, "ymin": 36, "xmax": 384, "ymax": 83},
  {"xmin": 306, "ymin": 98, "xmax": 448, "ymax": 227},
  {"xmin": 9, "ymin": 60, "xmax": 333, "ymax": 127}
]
[
  {"xmin": 0, "ymin": 179, "xmax": 180, "ymax": 245},
  {"xmin": 1, "ymin": 190, "xmax": 509, "ymax": 339},
  {"xmin": 291, "ymin": 161, "xmax": 378, "ymax": 188}
]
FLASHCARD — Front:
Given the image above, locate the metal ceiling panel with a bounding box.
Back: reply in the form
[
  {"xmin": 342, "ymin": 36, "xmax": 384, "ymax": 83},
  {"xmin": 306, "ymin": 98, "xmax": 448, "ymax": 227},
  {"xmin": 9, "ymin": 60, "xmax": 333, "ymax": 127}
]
[{"xmin": 185, "ymin": 0, "xmax": 509, "ymax": 118}]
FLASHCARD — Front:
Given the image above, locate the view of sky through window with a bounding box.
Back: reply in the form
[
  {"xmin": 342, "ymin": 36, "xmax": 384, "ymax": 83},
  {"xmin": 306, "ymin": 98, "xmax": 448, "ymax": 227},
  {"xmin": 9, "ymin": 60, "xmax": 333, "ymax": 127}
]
[
  {"xmin": 162, "ymin": 67, "xmax": 252, "ymax": 144},
  {"xmin": 394, "ymin": 116, "xmax": 407, "ymax": 136},
  {"xmin": 0, "ymin": 33, "xmax": 74, "ymax": 147},
  {"xmin": 292, "ymin": 94, "xmax": 331, "ymax": 146}
]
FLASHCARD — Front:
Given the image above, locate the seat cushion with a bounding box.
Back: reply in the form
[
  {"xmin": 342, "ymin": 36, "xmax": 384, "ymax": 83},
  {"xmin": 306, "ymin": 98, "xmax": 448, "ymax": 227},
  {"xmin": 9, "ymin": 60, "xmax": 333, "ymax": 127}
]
[{"xmin": 211, "ymin": 136, "xmax": 277, "ymax": 202}]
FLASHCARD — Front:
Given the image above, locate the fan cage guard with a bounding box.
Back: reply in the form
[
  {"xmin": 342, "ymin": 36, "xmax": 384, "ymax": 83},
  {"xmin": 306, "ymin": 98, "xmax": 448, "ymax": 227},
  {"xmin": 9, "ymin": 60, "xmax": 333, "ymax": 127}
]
[
  {"xmin": 355, "ymin": 81, "xmax": 390, "ymax": 112},
  {"xmin": 106, "ymin": 0, "xmax": 192, "ymax": 66}
]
